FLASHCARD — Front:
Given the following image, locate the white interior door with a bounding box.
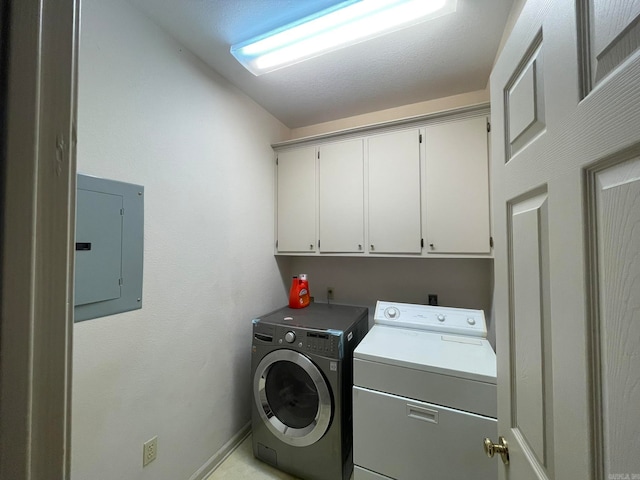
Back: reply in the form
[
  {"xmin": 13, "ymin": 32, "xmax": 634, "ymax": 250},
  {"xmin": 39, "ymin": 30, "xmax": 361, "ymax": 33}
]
[{"xmin": 490, "ymin": 0, "xmax": 640, "ymax": 478}]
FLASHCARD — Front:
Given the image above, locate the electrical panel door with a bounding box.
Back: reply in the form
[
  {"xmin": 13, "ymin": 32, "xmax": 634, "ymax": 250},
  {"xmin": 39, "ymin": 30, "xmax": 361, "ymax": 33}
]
[{"xmin": 74, "ymin": 174, "xmax": 144, "ymax": 322}]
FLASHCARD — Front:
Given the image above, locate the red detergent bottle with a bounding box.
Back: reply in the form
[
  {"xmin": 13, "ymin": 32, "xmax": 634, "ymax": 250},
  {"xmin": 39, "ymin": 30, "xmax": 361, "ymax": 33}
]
[
  {"xmin": 299, "ymin": 274, "xmax": 310, "ymax": 307},
  {"xmin": 288, "ymin": 274, "xmax": 311, "ymax": 308}
]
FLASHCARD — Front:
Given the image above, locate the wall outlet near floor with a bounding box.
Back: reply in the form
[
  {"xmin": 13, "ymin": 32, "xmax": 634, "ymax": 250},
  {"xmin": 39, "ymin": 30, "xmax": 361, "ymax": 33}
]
[
  {"xmin": 327, "ymin": 287, "xmax": 334, "ymax": 300},
  {"xmin": 143, "ymin": 436, "xmax": 158, "ymax": 466}
]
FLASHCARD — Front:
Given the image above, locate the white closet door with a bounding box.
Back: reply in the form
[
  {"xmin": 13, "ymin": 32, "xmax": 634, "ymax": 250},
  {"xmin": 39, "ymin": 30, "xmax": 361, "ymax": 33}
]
[
  {"xmin": 319, "ymin": 139, "xmax": 364, "ymax": 253},
  {"xmin": 424, "ymin": 116, "xmax": 490, "ymax": 254},
  {"xmin": 490, "ymin": 0, "xmax": 640, "ymax": 478},
  {"xmin": 276, "ymin": 146, "xmax": 316, "ymax": 253},
  {"xmin": 368, "ymin": 129, "xmax": 422, "ymax": 254}
]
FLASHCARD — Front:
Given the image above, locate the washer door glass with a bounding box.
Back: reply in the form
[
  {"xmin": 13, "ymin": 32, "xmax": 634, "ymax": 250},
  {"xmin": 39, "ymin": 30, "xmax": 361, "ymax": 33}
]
[
  {"xmin": 254, "ymin": 349, "xmax": 333, "ymax": 447},
  {"xmin": 265, "ymin": 361, "xmax": 319, "ymax": 429}
]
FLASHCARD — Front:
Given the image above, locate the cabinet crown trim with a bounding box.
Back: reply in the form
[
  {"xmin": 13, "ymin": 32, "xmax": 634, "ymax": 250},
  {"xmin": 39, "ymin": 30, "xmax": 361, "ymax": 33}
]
[{"xmin": 272, "ymin": 103, "xmax": 490, "ymax": 149}]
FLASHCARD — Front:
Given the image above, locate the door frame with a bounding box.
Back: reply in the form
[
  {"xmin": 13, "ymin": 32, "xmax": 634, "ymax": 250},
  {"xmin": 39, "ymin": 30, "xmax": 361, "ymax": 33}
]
[{"xmin": 0, "ymin": 0, "xmax": 79, "ymax": 478}]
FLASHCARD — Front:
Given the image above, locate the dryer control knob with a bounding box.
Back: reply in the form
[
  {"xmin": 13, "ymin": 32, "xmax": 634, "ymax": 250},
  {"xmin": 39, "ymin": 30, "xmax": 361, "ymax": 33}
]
[
  {"xmin": 437, "ymin": 314, "xmax": 446, "ymax": 322},
  {"xmin": 467, "ymin": 317, "xmax": 476, "ymax": 325},
  {"xmin": 385, "ymin": 307, "xmax": 399, "ymax": 319},
  {"xmin": 284, "ymin": 331, "xmax": 296, "ymax": 343}
]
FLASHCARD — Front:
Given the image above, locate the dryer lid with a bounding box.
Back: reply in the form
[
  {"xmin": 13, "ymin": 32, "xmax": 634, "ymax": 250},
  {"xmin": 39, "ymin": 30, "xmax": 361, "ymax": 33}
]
[{"xmin": 354, "ymin": 324, "xmax": 497, "ymax": 384}]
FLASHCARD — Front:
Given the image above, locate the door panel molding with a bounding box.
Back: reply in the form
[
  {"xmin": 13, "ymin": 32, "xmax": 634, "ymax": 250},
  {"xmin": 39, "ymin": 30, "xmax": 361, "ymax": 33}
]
[
  {"xmin": 585, "ymin": 144, "xmax": 640, "ymax": 480},
  {"xmin": 576, "ymin": 0, "xmax": 593, "ymax": 98},
  {"xmin": 504, "ymin": 30, "xmax": 546, "ymax": 161},
  {"xmin": 578, "ymin": 0, "xmax": 640, "ymax": 96},
  {"xmin": 507, "ymin": 187, "xmax": 554, "ymax": 475}
]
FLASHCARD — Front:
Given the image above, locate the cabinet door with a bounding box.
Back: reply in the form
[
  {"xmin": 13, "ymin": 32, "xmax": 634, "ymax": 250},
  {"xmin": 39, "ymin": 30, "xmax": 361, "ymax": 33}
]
[
  {"xmin": 424, "ymin": 116, "xmax": 490, "ymax": 254},
  {"xmin": 368, "ymin": 129, "xmax": 422, "ymax": 254},
  {"xmin": 276, "ymin": 146, "xmax": 316, "ymax": 253},
  {"xmin": 319, "ymin": 139, "xmax": 364, "ymax": 253}
]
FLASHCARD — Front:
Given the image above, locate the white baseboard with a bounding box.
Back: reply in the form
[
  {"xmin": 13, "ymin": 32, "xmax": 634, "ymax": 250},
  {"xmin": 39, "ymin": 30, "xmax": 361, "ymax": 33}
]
[{"xmin": 189, "ymin": 422, "xmax": 252, "ymax": 480}]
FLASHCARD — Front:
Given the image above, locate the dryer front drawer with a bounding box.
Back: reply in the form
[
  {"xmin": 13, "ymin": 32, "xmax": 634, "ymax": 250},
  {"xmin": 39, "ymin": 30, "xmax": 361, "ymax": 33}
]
[
  {"xmin": 354, "ymin": 465, "xmax": 393, "ymax": 479},
  {"xmin": 353, "ymin": 386, "xmax": 497, "ymax": 480}
]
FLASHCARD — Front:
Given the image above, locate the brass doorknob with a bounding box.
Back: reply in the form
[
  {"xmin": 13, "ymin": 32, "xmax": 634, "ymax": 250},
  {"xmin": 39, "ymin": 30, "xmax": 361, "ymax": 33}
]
[{"xmin": 484, "ymin": 436, "xmax": 509, "ymax": 465}]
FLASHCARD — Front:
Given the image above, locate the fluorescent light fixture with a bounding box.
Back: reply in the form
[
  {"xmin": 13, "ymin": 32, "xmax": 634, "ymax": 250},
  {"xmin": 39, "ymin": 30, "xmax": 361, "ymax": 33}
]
[{"xmin": 230, "ymin": 0, "xmax": 457, "ymax": 75}]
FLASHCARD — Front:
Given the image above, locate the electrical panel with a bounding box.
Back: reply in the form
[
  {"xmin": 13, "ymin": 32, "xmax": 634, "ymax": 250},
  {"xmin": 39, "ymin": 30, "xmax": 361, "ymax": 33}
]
[{"xmin": 74, "ymin": 174, "xmax": 144, "ymax": 322}]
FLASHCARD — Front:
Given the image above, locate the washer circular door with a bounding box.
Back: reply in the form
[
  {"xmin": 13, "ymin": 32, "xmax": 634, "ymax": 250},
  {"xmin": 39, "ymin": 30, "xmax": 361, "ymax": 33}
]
[{"xmin": 254, "ymin": 349, "xmax": 333, "ymax": 447}]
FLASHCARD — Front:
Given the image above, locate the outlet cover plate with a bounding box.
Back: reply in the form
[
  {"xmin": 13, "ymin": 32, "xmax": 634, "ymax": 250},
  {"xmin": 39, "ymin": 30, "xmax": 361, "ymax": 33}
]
[{"xmin": 143, "ymin": 436, "xmax": 157, "ymax": 466}]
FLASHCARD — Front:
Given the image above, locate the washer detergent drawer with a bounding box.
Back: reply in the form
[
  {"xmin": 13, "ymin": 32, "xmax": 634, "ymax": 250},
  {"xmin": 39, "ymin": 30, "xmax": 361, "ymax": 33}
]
[{"xmin": 353, "ymin": 386, "xmax": 497, "ymax": 480}]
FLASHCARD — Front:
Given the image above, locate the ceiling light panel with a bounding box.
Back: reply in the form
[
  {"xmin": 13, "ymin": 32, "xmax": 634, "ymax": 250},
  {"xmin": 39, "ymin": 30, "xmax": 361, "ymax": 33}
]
[{"xmin": 230, "ymin": 0, "xmax": 457, "ymax": 75}]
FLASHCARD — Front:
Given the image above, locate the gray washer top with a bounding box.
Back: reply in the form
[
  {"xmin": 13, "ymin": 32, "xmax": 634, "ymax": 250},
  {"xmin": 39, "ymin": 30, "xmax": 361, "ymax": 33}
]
[{"xmin": 256, "ymin": 303, "xmax": 367, "ymax": 333}]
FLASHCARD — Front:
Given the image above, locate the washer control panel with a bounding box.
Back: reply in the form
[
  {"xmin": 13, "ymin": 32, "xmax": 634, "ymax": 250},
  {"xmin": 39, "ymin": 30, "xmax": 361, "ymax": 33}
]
[
  {"xmin": 376, "ymin": 301, "xmax": 487, "ymax": 338},
  {"xmin": 253, "ymin": 321, "xmax": 347, "ymax": 358},
  {"xmin": 305, "ymin": 330, "xmax": 339, "ymax": 355},
  {"xmin": 261, "ymin": 326, "xmax": 341, "ymax": 357}
]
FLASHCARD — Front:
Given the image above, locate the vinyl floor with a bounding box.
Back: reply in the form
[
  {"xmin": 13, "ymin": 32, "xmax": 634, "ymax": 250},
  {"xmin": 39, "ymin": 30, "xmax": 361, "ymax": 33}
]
[
  {"xmin": 205, "ymin": 434, "xmax": 354, "ymax": 480},
  {"xmin": 205, "ymin": 434, "xmax": 300, "ymax": 480}
]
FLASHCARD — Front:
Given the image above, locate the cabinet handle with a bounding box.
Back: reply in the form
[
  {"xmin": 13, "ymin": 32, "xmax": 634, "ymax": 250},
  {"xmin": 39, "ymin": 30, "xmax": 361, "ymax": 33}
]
[
  {"xmin": 370, "ymin": 244, "xmax": 375, "ymax": 251},
  {"xmin": 429, "ymin": 243, "xmax": 435, "ymax": 249},
  {"xmin": 358, "ymin": 244, "xmax": 362, "ymax": 250},
  {"xmin": 310, "ymin": 244, "xmax": 314, "ymax": 250}
]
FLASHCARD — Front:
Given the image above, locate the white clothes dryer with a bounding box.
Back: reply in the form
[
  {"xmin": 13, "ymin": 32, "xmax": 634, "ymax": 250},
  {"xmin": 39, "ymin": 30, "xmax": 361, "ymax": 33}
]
[{"xmin": 353, "ymin": 301, "xmax": 497, "ymax": 480}]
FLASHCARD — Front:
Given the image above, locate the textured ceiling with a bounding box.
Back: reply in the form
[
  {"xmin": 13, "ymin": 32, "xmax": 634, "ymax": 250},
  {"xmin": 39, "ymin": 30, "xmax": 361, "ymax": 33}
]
[{"xmin": 127, "ymin": 0, "xmax": 514, "ymax": 128}]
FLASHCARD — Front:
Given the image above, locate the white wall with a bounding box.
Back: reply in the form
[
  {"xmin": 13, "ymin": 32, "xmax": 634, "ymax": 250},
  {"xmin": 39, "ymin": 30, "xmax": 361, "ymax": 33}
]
[
  {"xmin": 289, "ymin": 89, "xmax": 489, "ymax": 139},
  {"xmin": 72, "ymin": 1, "xmax": 289, "ymax": 479},
  {"xmin": 287, "ymin": 257, "xmax": 493, "ymax": 337},
  {"xmin": 492, "ymin": 0, "xmax": 528, "ymax": 69}
]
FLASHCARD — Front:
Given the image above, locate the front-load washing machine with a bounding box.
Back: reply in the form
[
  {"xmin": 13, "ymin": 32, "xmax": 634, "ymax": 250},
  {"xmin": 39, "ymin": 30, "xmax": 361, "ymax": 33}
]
[{"xmin": 251, "ymin": 303, "xmax": 368, "ymax": 480}]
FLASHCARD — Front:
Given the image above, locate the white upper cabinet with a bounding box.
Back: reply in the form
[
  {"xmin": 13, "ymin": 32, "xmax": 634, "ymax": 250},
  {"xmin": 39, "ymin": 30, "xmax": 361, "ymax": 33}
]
[
  {"xmin": 318, "ymin": 139, "xmax": 364, "ymax": 253},
  {"xmin": 424, "ymin": 116, "xmax": 491, "ymax": 254},
  {"xmin": 273, "ymin": 110, "xmax": 492, "ymax": 258},
  {"xmin": 276, "ymin": 146, "xmax": 316, "ymax": 253},
  {"xmin": 368, "ymin": 129, "xmax": 422, "ymax": 254}
]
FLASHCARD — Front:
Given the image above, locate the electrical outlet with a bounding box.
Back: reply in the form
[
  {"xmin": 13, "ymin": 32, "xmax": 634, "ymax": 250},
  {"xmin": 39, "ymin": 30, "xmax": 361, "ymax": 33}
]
[
  {"xmin": 143, "ymin": 436, "xmax": 157, "ymax": 466},
  {"xmin": 327, "ymin": 287, "xmax": 334, "ymax": 300},
  {"xmin": 428, "ymin": 294, "xmax": 438, "ymax": 306}
]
